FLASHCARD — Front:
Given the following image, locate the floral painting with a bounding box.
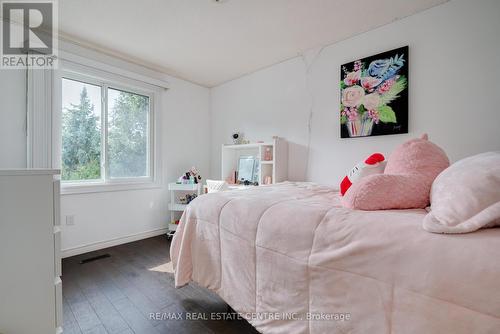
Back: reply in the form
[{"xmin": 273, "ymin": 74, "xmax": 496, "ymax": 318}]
[{"xmin": 340, "ymin": 46, "xmax": 408, "ymax": 138}]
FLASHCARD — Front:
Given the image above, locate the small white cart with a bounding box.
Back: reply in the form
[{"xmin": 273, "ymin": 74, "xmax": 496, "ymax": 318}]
[{"xmin": 167, "ymin": 182, "xmax": 201, "ymax": 238}]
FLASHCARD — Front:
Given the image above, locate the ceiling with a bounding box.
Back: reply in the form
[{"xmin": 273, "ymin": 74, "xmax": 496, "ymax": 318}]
[{"xmin": 59, "ymin": 0, "xmax": 447, "ymax": 87}]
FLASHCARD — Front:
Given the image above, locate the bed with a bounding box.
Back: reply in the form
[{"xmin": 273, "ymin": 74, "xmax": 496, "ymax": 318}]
[{"xmin": 170, "ymin": 182, "xmax": 500, "ymax": 334}]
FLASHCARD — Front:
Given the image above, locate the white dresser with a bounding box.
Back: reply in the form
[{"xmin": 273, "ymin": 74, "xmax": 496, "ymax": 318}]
[{"xmin": 0, "ymin": 169, "xmax": 62, "ymax": 334}]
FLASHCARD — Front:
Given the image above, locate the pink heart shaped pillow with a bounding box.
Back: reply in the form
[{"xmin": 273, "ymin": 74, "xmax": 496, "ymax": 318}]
[{"xmin": 342, "ymin": 134, "xmax": 449, "ymax": 210}]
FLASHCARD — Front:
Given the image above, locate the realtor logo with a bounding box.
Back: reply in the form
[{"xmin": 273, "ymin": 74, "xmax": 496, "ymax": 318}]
[{"xmin": 1, "ymin": 0, "xmax": 58, "ymax": 69}]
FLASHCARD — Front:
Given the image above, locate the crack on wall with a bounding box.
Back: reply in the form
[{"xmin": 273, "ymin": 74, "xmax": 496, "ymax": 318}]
[{"xmin": 300, "ymin": 45, "xmax": 326, "ymax": 180}]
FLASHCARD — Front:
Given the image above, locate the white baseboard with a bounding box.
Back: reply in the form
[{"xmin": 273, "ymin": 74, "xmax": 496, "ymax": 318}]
[{"xmin": 61, "ymin": 227, "xmax": 168, "ymax": 258}]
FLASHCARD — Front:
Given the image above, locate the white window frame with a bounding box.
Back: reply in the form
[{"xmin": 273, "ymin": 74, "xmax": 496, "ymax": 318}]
[{"xmin": 57, "ymin": 60, "xmax": 162, "ymax": 194}]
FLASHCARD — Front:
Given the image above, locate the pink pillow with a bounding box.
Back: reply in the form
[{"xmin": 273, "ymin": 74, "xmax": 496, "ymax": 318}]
[
  {"xmin": 342, "ymin": 134, "xmax": 449, "ymax": 210},
  {"xmin": 423, "ymin": 152, "xmax": 500, "ymax": 233}
]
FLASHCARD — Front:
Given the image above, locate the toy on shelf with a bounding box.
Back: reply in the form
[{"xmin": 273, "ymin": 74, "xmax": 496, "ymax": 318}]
[
  {"xmin": 168, "ymin": 219, "xmax": 180, "ymax": 238},
  {"xmin": 177, "ymin": 166, "xmax": 202, "ymax": 184},
  {"xmin": 264, "ymin": 147, "xmax": 273, "ymax": 161},
  {"xmin": 178, "ymin": 193, "xmax": 197, "ymax": 205},
  {"xmin": 232, "ymin": 132, "xmax": 250, "ymax": 145}
]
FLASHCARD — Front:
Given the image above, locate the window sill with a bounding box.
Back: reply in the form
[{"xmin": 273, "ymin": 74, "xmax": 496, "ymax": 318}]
[{"xmin": 61, "ymin": 181, "xmax": 162, "ymax": 195}]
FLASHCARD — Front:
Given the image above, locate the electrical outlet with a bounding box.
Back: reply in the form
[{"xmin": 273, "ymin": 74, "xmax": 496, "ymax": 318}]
[{"xmin": 66, "ymin": 215, "xmax": 75, "ymax": 225}]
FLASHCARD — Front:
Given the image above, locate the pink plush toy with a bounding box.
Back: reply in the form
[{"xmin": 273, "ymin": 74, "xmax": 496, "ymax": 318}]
[{"xmin": 342, "ymin": 134, "xmax": 449, "ymax": 210}]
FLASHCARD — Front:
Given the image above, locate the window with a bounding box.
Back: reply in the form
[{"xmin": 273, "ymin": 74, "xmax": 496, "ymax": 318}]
[
  {"xmin": 107, "ymin": 88, "xmax": 149, "ymax": 178},
  {"xmin": 61, "ymin": 78, "xmax": 102, "ymax": 181},
  {"xmin": 61, "ymin": 74, "xmax": 154, "ymax": 189}
]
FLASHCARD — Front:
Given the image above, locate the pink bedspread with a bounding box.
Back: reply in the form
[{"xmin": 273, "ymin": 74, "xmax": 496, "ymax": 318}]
[{"xmin": 170, "ymin": 182, "xmax": 500, "ymax": 334}]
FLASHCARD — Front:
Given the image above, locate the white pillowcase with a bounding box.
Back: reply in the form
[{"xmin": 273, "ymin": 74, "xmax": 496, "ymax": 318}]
[{"xmin": 423, "ymin": 151, "xmax": 500, "ymax": 234}]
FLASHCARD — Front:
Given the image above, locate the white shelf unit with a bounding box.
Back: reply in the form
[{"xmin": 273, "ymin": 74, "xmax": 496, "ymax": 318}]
[
  {"xmin": 221, "ymin": 137, "xmax": 288, "ymax": 185},
  {"xmin": 168, "ymin": 182, "xmax": 201, "ymax": 236}
]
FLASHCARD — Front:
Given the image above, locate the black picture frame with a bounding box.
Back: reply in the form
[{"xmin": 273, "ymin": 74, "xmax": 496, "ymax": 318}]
[{"xmin": 340, "ymin": 46, "xmax": 408, "ymax": 138}]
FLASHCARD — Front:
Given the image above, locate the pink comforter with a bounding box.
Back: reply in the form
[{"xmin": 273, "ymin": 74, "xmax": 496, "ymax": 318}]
[{"xmin": 171, "ymin": 182, "xmax": 500, "ymax": 333}]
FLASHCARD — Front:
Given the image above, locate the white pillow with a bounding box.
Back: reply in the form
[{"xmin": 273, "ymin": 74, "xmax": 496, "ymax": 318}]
[
  {"xmin": 423, "ymin": 152, "xmax": 500, "ymax": 234},
  {"xmin": 206, "ymin": 180, "xmax": 228, "ymax": 193}
]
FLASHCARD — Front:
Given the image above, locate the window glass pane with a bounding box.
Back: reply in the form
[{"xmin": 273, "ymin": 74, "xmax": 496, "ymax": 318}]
[
  {"xmin": 61, "ymin": 78, "xmax": 102, "ymax": 181},
  {"xmin": 107, "ymin": 88, "xmax": 149, "ymax": 178}
]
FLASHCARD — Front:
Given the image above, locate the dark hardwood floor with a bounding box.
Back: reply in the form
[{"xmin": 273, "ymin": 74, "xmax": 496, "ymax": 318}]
[{"xmin": 62, "ymin": 235, "xmax": 259, "ymax": 334}]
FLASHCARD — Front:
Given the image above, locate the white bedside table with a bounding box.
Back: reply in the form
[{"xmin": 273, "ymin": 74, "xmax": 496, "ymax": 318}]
[{"xmin": 167, "ymin": 182, "xmax": 201, "ymax": 237}]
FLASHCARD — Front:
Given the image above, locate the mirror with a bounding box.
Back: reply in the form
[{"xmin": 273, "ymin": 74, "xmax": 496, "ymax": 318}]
[{"xmin": 238, "ymin": 156, "xmax": 256, "ymax": 183}]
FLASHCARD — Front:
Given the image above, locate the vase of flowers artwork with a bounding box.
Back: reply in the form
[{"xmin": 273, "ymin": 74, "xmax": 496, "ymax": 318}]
[{"xmin": 340, "ymin": 46, "xmax": 408, "ymax": 138}]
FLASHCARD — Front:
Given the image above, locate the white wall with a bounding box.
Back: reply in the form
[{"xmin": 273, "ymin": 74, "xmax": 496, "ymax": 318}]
[
  {"xmin": 210, "ymin": 0, "xmax": 500, "ymax": 185},
  {"xmin": 58, "ymin": 43, "xmax": 211, "ymax": 256},
  {"xmin": 0, "ymin": 70, "xmax": 27, "ymax": 168},
  {"xmin": 3, "ymin": 0, "xmax": 500, "ymax": 255}
]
